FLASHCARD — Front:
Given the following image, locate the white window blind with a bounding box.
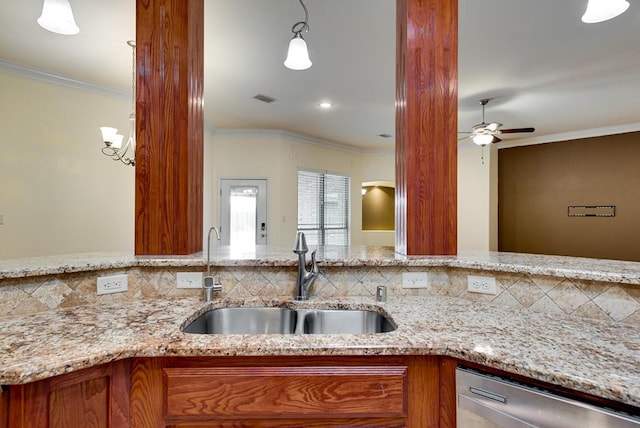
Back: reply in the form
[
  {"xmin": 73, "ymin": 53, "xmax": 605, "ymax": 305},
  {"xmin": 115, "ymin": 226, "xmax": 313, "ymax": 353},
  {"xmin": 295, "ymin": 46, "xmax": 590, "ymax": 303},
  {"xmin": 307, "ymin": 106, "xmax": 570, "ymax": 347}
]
[{"xmin": 297, "ymin": 169, "xmax": 350, "ymax": 245}]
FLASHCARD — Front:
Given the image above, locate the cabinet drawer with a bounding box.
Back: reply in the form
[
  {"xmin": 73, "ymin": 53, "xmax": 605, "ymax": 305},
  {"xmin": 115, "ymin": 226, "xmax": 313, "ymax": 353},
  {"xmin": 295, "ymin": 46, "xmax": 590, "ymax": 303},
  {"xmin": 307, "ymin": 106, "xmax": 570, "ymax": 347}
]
[{"xmin": 164, "ymin": 366, "xmax": 407, "ymax": 419}]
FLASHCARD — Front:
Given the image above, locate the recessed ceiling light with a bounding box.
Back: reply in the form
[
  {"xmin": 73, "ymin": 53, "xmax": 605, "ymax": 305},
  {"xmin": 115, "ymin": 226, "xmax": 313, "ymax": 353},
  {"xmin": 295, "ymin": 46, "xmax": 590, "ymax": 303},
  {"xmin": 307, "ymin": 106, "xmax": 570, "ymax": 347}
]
[{"xmin": 318, "ymin": 102, "xmax": 333, "ymax": 109}]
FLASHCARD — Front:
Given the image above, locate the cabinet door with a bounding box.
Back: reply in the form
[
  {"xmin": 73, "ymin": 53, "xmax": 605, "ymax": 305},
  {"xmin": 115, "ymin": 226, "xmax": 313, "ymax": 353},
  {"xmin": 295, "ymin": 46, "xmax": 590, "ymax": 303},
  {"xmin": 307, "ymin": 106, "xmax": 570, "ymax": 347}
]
[
  {"xmin": 7, "ymin": 360, "xmax": 129, "ymax": 428},
  {"xmin": 131, "ymin": 355, "xmax": 443, "ymax": 427}
]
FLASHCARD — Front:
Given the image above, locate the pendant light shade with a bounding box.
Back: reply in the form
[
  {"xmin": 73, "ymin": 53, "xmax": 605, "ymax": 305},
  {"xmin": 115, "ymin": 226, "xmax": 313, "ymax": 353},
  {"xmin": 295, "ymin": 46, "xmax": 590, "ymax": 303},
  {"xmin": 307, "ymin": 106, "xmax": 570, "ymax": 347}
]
[
  {"xmin": 37, "ymin": 0, "xmax": 79, "ymax": 35},
  {"xmin": 284, "ymin": 0, "xmax": 312, "ymax": 71},
  {"xmin": 284, "ymin": 34, "xmax": 312, "ymax": 70},
  {"xmin": 581, "ymin": 0, "xmax": 630, "ymax": 23}
]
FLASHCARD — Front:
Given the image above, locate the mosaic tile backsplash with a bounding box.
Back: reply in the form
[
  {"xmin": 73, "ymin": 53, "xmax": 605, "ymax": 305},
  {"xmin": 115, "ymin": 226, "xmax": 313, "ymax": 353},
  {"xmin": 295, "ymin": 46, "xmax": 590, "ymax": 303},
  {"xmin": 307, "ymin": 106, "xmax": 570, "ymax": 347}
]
[{"xmin": 1, "ymin": 264, "xmax": 638, "ymax": 323}]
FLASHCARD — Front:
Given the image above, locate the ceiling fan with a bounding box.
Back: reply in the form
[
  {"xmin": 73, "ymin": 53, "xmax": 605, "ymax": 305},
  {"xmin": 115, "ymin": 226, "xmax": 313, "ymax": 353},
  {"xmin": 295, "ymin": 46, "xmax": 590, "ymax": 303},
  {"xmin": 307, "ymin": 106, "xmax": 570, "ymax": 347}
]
[{"xmin": 459, "ymin": 99, "xmax": 535, "ymax": 146}]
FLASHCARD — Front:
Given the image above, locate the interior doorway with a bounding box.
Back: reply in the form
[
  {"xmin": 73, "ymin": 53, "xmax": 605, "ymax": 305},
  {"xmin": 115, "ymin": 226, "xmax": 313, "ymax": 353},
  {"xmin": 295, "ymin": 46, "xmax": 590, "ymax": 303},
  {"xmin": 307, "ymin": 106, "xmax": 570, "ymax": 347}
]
[{"xmin": 219, "ymin": 179, "xmax": 268, "ymax": 247}]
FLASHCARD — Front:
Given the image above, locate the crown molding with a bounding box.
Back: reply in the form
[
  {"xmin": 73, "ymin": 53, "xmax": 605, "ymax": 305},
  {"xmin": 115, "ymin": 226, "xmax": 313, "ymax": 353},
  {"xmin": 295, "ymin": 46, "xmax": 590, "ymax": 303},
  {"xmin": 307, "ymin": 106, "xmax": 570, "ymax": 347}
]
[
  {"xmin": 0, "ymin": 59, "xmax": 129, "ymax": 99},
  {"xmin": 213, "ymin": 128, "xmax": 367, "ymax": 154},
  {"xmin": 496, "ymin": 122, "xmax": 640, "ymax": 149}
]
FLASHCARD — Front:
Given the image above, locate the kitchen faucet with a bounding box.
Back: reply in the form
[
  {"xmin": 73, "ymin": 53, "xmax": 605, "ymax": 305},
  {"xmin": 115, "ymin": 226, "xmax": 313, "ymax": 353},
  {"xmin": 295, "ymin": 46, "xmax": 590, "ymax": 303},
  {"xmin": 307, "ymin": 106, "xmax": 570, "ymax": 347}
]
[
  {"xmin": 203, "ymin": 226, "xmax": 222, "ymax": 301},
  {"xmin": 293, "ymin": 231, "xmax": 320, "ymax": 301}
]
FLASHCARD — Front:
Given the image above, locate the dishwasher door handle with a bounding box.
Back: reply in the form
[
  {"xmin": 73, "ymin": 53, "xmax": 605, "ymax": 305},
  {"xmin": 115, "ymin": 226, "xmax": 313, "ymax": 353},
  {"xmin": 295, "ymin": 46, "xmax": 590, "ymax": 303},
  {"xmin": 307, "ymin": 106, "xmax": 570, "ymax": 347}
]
[{"xmin": 458, "ymin": 394, "xmax": 539, "ymax": 428}]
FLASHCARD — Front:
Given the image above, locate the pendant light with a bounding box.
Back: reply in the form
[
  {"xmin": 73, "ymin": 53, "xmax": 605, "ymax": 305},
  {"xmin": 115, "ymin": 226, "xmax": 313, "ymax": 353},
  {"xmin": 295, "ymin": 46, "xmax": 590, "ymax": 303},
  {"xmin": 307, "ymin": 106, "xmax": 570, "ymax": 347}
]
[
  {"xmin": 37, "ymin": 0, "xmax": 79, "ymax": 35},
  {"xmin": 284, "ymin": 0, "xmax": 312, "ymax": 71},
  {"xmin": 581, "ymin": 0, "xmax": 630, "ymax": 23}
]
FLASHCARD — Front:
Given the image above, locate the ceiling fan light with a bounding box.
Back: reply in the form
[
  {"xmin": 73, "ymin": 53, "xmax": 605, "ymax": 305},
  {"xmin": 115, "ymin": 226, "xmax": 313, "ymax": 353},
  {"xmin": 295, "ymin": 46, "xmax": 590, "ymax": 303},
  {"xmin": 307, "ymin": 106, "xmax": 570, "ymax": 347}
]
[
  {"xmin": 37, "ymin": 0, "xmax": 79, "ymax": 35},
  {"xmin": 472, "ymin": 134, "xmax": 494, "ymax": 146},
  {"xmin": 581, "ymin": 0, "xmax": 630, "ymax": 23},
  {"xmin": 284, "ymin": 34, "xmax": 312, "ymax": 70}
]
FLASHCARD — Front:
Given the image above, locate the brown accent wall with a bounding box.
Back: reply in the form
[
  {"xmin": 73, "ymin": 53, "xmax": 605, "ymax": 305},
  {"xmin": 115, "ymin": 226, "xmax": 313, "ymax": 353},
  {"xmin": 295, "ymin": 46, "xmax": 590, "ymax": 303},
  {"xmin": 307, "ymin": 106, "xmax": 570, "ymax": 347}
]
[
  {"xmin": 498, "ymin": 132, "xmax": 640, "ymax": 261},
  {"xmin": 362, "ymin": 186, "xmax": 395, "ymax": 231}
]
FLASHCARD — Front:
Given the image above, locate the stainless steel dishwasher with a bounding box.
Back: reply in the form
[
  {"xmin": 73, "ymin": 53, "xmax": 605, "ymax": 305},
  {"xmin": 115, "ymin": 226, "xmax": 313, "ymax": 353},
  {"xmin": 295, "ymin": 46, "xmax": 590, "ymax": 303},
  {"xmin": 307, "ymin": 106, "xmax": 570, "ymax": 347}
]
[{"xmin": 456, "ymin": 367, "xmax": 640, "ymax": 427}]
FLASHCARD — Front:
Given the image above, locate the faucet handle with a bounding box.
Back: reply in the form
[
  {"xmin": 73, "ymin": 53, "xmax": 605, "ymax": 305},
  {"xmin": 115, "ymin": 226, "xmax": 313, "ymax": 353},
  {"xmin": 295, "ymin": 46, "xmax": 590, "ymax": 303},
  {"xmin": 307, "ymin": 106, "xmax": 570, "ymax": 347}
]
[{"xmin": 293, "ymin": 231, "xmax": 309, "ymax": 254}]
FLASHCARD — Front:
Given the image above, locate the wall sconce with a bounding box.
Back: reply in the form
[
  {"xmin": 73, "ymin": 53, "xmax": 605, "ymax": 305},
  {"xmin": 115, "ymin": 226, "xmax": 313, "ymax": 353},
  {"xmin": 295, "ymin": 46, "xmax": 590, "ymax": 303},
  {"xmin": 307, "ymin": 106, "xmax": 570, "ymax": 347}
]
[
  {"xmin": 582, "ymin": 0, "xmax": 630, "ymax": 23},
  {"xmin": 99, "ymin": 41, "xmax": 136, "ymax": 166},
  {"xmin": 37, "ymin": 0, "xmax": 79, "ymax": 35},
  {"xmin": 284, "ymin": 0, "xmax": 312, "ymax": 70}
]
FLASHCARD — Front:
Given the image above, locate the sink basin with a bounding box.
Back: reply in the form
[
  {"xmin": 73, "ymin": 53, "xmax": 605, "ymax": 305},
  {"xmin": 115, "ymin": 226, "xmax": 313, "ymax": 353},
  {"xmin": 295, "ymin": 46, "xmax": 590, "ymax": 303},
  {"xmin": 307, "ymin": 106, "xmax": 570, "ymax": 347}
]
[
  {"xmin": 297, "ymin": 309, "xmax": 396, "ymax": 334},
  {"xmin": 182, "ymin": 307, "xmax": 296, "ymax": 334},
  {"xmin": 182, "ymin": 307, "xmax": 396, "ymax": 335}
]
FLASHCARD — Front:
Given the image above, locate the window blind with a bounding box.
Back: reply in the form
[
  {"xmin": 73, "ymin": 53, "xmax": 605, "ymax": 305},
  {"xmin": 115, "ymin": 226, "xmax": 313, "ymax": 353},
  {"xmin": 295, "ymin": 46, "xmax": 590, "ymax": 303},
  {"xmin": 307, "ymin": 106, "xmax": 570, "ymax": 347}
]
[{"xmin": 297, "ymin": 169, "xmax": 350, "ymax": 245}]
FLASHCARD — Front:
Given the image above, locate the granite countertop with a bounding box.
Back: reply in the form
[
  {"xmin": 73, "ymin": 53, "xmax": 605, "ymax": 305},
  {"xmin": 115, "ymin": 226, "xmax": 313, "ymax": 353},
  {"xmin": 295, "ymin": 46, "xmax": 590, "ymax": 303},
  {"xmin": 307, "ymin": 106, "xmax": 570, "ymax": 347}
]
[
  {"xmin": 0, "ymin": 295, "xmax": 638, "ymax": 408},
  {"xmin": 3, "ymin": 248, "xmax": 640, "ymax": 285}
]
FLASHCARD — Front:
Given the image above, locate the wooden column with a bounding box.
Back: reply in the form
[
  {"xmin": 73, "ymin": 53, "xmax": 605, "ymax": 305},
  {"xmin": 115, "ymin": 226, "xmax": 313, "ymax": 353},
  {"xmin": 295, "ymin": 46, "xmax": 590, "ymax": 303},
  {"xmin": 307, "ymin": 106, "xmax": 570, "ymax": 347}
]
[
  {"xmin": 134, "ymin": 0, "xmax": 204, "ymax": 255},
  {"xmin": 396, "ymin": 0, "xmax": 458, "ymax": 255}
]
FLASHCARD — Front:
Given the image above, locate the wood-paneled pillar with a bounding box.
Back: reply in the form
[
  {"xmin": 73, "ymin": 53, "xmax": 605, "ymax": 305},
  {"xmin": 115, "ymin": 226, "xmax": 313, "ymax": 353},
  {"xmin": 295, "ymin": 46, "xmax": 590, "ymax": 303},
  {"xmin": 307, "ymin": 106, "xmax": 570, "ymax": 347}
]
[
  {"xmin": 135, "ymin": 0, "xmax": 204, "ymax": 255},
  {"xmin": 395, "ymin": 0, "xmax": 458, "ymax": 255}
]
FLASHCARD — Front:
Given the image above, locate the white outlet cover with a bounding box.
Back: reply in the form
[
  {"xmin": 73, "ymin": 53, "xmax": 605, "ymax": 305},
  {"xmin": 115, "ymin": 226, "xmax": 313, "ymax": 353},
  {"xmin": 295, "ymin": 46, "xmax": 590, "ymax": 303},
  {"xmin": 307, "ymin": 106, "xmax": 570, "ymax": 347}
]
[
  {"xmin": 97, "ymin": 274, "xmax": 128, "ymax": 295},
  {"xmin": 467, "ymin": 275, "xmax": 497, "ymax": 295},
  {"xmin": 402, "ymin": 272, "xmax": 430, "ymax": 289},
  {"xmin": 177, "ymin": 272, "xmax": 203, "ymax": 289}
]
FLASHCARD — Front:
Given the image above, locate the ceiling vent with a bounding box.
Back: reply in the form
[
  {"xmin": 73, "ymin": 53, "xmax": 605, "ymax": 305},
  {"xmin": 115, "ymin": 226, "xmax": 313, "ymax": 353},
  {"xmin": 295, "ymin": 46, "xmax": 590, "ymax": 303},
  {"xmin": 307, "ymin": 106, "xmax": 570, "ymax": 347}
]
[
  {"xmin": 253, "ymin": 94, "xmax": 277, "ymax": 103},
  {"xmin": 378, "ymin": 133, "xmax": 393, "ymax": 138}
]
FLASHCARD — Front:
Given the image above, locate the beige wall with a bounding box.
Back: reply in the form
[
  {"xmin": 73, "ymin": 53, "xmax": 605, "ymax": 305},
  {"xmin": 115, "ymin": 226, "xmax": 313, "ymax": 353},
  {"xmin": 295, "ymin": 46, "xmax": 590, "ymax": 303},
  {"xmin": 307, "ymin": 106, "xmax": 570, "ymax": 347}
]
[
  {"xmin": 0, "ymin": 72, "xmax": 134, "ymax": 259},
  {"xmin": 498, "ymin": 132, "xmax": 640, "ymax": 262},
  {"xmin": 458, "ymin": 143, "xmax": 498, "ymax": 252},
  {"xmin": 208, "ymin": 131, "xmax": 365, "ymax": 247}
]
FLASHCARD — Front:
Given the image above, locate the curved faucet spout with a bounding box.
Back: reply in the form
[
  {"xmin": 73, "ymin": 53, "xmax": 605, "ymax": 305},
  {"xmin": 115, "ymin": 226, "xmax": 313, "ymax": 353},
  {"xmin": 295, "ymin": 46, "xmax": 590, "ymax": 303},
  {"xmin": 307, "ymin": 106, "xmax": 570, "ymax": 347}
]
[
  {"xmin": 204, "ymin": 226, "xmax": 222, "ymax": 301},
  {"xmin": 293, "ymin": 232, "xmax": 320, "ymax": 300},
  {"xmin": 206, "ymin": 226, "xmax": 221, "ymax": 278}
]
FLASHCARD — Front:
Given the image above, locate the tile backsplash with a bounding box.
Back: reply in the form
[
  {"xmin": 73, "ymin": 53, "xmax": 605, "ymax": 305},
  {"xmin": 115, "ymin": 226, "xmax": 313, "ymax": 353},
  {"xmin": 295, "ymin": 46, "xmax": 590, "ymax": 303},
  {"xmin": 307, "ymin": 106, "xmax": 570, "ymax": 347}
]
[{"xmin": 0, "ymin": 265, "xmax": 639, "ymax": 323}]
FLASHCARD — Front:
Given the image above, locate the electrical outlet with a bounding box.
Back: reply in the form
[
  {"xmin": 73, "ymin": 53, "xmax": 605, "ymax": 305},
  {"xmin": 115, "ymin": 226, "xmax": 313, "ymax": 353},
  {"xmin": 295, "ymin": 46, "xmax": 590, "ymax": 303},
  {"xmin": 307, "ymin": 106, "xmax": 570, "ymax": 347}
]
[
  {"xmin": 97, "ymin": 274, "xmax": 128, "ymax": 295},
  {"xmin": 402, "ymin": 272, "xmax": 429, "ymax": 288},
  {"xmin": 467, "ymin": 275, "xmax": 497, "ymax": 295},
  {"xmin": 177, "ymin": 272, "xmax": 203, "ymax": 289}
]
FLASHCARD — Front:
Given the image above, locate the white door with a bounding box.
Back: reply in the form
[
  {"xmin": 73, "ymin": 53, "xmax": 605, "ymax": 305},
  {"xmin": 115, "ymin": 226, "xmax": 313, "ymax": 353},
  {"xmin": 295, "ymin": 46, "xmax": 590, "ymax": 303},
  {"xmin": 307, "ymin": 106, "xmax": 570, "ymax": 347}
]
[{"xmin": 219, "ymin": 179, "xmax": 268, "ymax": 246}]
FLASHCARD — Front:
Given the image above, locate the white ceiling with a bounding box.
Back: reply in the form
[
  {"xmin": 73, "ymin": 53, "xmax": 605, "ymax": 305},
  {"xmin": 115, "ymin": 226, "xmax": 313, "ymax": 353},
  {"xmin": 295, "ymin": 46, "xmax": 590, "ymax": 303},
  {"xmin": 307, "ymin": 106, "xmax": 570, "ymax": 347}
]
[{"xmin": 1, "ymin": 0, "xmax": 639, "ymax": 151}]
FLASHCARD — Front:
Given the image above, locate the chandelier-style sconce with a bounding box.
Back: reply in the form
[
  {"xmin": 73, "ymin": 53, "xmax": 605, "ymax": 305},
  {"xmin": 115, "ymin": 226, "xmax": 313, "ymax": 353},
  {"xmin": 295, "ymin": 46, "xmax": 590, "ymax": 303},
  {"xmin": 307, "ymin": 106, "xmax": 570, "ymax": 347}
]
[
  {"xmin": 37, "ymin": 0, "xmax": 79, "ymax": 35},
  {"xmin": 581, "ymin": 0, "xmax": 630, "ymax": 23},
  {"xmin": 284, "ymin": 0, "xmax": 312, "ymax": 70},
  {"xmin": 100, "ymin": 40, "xmax": 136, "ymax": 166}
]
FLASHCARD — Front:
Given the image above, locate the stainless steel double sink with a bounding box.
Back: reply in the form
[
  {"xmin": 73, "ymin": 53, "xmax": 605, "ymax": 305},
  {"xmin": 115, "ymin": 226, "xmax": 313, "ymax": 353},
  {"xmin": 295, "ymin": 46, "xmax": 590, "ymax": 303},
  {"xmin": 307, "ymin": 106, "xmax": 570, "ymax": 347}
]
[{"xmin": 182, "ymin": 306, "xmax": 396, "ymax": 335}]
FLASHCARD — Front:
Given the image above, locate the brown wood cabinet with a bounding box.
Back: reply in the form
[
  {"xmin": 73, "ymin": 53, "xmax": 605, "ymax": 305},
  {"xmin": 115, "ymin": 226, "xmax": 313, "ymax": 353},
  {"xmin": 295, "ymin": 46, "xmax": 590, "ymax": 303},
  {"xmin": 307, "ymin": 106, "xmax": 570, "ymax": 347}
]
[
  {"xmin": 4, "ymin": 355, "xmax": 635, "ymax": 427},
  {"xmin": 130, "ymin": 355, "xmax": 456, "ymax": 427},
  {"xmin": 4, "ymin": 360, "xmax": 130, "ymax": 428},
  {"xmin": 1, "ymin": 356, "xmax": 456, "ymax": 427}
]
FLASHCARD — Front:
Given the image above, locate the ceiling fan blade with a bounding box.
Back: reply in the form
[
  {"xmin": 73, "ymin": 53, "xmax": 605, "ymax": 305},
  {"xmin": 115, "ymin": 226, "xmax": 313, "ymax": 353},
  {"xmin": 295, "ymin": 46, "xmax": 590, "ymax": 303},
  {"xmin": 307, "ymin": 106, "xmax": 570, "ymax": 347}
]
[
  {"xmin": 492, "ymin": 136, "xmax": 502, "ymax": 143},
  {"xmin": 458, "ymin": 135, "xmax": 472, "ymax": 141},
  {"xmin": 500, "ymin": 127, "xmax": 535, "ymax": 134},
  {"xmin": 486, "ymin": 122, "xmax": 502, "ymax": 131}
]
